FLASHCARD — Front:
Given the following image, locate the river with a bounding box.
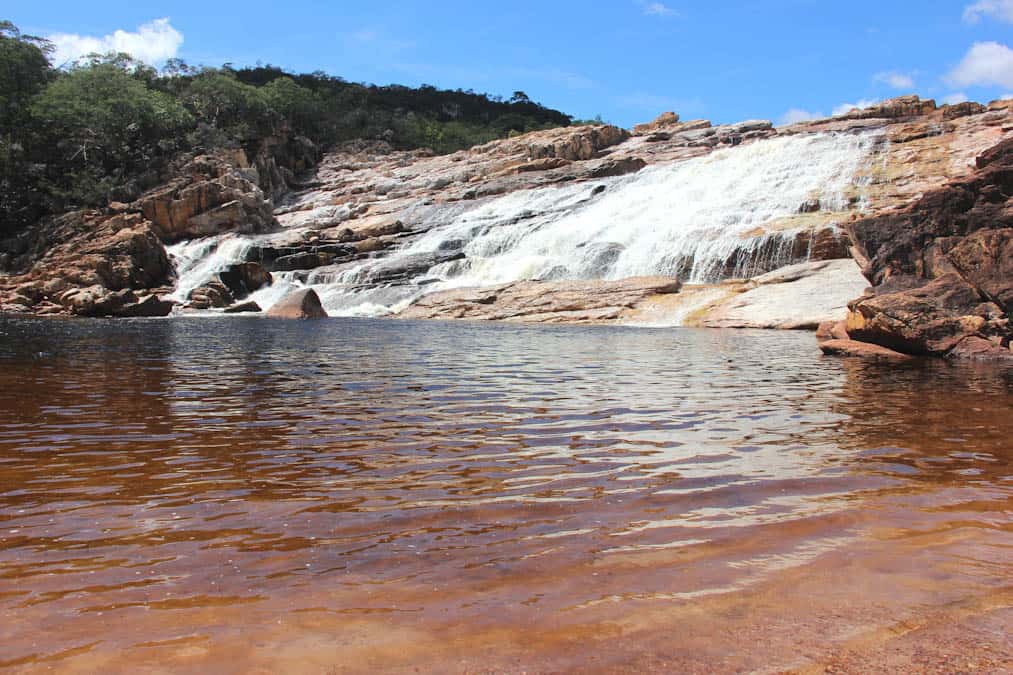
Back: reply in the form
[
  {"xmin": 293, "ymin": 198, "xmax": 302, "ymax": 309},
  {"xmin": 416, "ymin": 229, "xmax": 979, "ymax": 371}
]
[{"xmin": 0, "ymin": 317, "xmax": 1010, "ymax": 672}]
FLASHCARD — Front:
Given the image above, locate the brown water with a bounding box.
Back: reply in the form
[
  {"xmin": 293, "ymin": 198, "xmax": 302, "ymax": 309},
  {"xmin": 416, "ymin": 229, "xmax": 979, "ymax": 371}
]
[{"xmin": 0, "ymin": 316, "xmax": 1010, "ymax": 673}]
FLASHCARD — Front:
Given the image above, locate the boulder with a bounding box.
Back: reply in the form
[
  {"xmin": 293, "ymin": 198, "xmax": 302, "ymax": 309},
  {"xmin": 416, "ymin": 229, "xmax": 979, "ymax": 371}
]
[
  {"xmin": 188, "ymin": 281, "xmax": 235, "ymax": 310},
  {"xmin": 266, "ymin": 288, "xmax": 328, "ymax": 319},
  {"xmin": 633, "ymin": 112, "xmax": 681, "ymax": 136},
  {"xmin": 219, "ymin": 262, "xmax": 272, "ymax": 299},
  {"xmin": 119, "ymin": 294, "xmax": 175, "ymax": 318},
  {"xmin": 816, "ymin": 320, "xmax": 850, "ymax": 342}
]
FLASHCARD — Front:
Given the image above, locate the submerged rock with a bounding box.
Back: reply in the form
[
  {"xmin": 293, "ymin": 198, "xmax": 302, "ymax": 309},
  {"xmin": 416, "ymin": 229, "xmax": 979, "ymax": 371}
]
[{"xmin": 266, "ymin": 288, "xmax": 328, "ymax": 319}]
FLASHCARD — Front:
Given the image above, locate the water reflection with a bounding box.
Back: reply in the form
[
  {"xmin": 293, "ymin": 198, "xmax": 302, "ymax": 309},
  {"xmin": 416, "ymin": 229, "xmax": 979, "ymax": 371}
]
[{"xmin": 0, "ymin": 317, "xmax": 1009, "ymax": 671}]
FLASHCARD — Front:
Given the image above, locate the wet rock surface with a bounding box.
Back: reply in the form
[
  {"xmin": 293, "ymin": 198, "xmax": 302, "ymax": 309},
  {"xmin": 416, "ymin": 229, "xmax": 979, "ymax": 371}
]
[
  {"xmin": 698, "ymin": 260, "xmax": 870, "ymax": 330},
  {"xmin": 398, "ymin": 276, "xmax": 681, "ymax": 323}
]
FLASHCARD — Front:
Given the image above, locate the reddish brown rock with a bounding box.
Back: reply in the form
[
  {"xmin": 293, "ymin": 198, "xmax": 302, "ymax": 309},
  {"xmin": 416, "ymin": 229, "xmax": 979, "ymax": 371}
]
[
  {"xmin": 219, "ymin": 262, "xmax": 272, "ymax": 299},
  {"xmin": 844, "ymin": 136, "xmax": 1013, "ymax": 357},
  {"xmin": 633, "ymin": 112, "xmax": 681, "ymax": 135},
  {"xmin": 819, "ymin": 339, "xmax": 915, "ymax": 361},
  {"xmin": 510, "ymin": 125, "xmax": 629, "ymax": 161},
  {"xmin": 266, "ymin": 288, "xmax": 328, "ymax": 319},
  {"xmin": 188, "ymin": 280, "xmax": 235, "ymax": 310},
  {"xmin": 948, "ymin": 335, "xmax": 1013, "ymax": 360},
  {"xmin": 837, "ymin": 95, "xmax": 937, "ymax": 120},
  {"xmin": 135, "ymin": 153, "xmax": 277, "ymax": 243},
  {"xmin": 0, "ymin": 210, "xmax": 174, "ymax": 316},
  {"xmin": 816, "ymin": 320, "xmax": 850, "ymax": 342}
]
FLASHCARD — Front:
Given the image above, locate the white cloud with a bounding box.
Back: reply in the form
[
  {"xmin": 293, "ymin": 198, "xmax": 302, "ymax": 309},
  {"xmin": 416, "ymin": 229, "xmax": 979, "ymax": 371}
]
[
  {"xmin": 778, "ymin": 108, "xmax": 825, "ymax": 126},
  {"xmin": 947, "ymin": 41, "xmax": 1013, "ymax": 89},
  {"xmin": 832, "ymin": 99, "xmax": 878, "ymax": 116},
  {"xmin": 639, "ymin": 1, "xmax": 677, "ymax": 16},
  {"xmin": 962, "ymin": 0, "xmax": 1013, "ymax": 23},
  {"xmin": 874, "ymin": 71, "xmax": 915, "ymax": 90},
  {"xmin": 48, "ymin": 18, "xmax": 183, "ymax": 66},
  {"xmin": 943, "ymin": 92, "xmax": 970, "ymax": 105}
]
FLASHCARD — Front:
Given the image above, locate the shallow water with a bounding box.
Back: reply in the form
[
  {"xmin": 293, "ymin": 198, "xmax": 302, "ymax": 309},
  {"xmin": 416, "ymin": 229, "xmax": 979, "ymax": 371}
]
[{"xmin": 0, "ymin": 317, "xmax": 1010, "ymax": 673}]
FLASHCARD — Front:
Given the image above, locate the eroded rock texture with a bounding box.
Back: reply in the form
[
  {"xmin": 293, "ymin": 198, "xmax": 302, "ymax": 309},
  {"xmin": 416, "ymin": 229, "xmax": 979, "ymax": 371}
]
[{"xmin": 842, "ymin": 137, "xmax": 1013, "ymax": 359}]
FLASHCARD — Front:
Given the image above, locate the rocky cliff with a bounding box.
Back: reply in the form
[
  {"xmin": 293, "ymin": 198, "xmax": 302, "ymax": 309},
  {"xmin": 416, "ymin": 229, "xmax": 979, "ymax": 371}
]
[
  {"xmin": 0, "ymin": 133, "xmax": 319, "ymax": 317},
  {"xmin": 1, "ymin": 95, "xmax": 1011, "ymax": 355},
  {"xmin": 819, "ymin": 136, "xmax": 1013, "ymax": 360}
]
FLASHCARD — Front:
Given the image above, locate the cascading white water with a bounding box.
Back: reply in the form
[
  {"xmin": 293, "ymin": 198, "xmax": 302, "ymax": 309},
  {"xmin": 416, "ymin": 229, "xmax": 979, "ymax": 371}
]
[
  {"xmin": 166, "ymin": 131, "xmax": 882, "ymax": 317},
  {"xmin": 405, "ymin": 131, "xmax": 878, "ymax": 289}
]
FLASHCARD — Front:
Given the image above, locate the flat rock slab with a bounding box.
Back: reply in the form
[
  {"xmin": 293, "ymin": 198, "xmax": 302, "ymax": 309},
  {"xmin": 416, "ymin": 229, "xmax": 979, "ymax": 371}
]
[
  {"xmin": 819, "ymin": 339, "xmax": 915, "ymax": 361},
  {"xmin": 266, "ymin": 289, "xmax": 328, "ymax": 319},
  {"xmin": 398, "ymin": 276, "xmax": 681, "ymax": 323},
  {"xmin": 699, "ymin": 259, "xmax": 870, "ymax": 329}
]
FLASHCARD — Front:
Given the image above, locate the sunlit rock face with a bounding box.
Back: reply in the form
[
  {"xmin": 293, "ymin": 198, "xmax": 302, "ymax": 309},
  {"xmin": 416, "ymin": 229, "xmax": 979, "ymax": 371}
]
[
  {"xmin": 841, "ymin": 136, "xmax": 1013, "ymax": 359},
  {"xmin": 4, "ymin": 96, "xmax": 1012, "ymax": 331}
]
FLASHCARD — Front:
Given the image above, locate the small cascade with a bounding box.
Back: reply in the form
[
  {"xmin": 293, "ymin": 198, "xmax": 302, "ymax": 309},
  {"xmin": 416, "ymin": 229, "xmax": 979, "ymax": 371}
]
[
  {"xmin": 167, "ymin": 130, "xmax": 882, "ymax": 317},
  {"xmin": 167, "ymin": 234, "xmax": 264, "ymax": 303}
]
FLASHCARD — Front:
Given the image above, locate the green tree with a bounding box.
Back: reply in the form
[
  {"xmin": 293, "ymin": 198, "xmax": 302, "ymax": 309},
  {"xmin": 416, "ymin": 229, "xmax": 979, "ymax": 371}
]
[
  {"xmin": 261, "ymin": 76, "xmax": 326, "ymax": 137},
  {"xmin": 31, "ymin": 56, "xmax": 194, "ymax": 207},
  {"xmin": 181, "ymin": 69, "xmax": 274, "ymax": 141},
  {"xmin": 0, "ymin": 21, "xmax": 54, "ymax": 232}
]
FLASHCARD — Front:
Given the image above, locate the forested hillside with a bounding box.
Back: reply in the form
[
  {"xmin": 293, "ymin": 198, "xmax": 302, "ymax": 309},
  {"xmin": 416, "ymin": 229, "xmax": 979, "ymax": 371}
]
[{"xmin": 0, "ymin": 20, "xmax": 572, "ymax": 235}]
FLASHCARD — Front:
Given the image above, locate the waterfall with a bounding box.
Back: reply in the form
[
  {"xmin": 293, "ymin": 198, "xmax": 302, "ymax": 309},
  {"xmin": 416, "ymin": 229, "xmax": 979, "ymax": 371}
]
[
  {"xmin": 166, "ymin": 131, "xmax": 881, "ymax": 316},
  {"xmin": 404, "ymin": 131, "xmax": 878, "ymax": 288}
]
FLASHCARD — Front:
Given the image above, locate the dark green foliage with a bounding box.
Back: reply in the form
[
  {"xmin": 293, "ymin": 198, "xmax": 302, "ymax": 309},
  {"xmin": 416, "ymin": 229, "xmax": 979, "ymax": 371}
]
[
  {"xmin": 31, "ymin": 58, "xmax": 194, "ymax": 207},
  {"xmin": 0, "ymin": 20, "xmax": 573, "ymax": 236},
  {"xmin": 0, "ymin": 21, "xmax": 54, "ymax": 232}
]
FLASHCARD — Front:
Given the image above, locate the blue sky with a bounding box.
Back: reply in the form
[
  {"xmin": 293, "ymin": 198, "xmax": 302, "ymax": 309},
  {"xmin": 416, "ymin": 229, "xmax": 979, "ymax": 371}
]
[{"xmin": 7, "ymin": 1, "xmax": 1013, "ymax": 127}]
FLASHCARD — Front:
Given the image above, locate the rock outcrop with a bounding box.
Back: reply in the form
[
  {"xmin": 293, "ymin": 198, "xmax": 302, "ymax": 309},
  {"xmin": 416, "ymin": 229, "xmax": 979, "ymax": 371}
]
[
  {"xmin": 818, "ymin": 338, "xmax": 916, "ymax": 361},
  {"xmin": 840, "ymin": 137, "xmax": 1013, "ymax": 359},
  {"xmin": 135, "ymin": 152, "xmax": 277, "ymax": 243},
  {"xmin": 0, "ymin": 131, "xmax": 319, "ymax": 316},
  {"xmin": 0, "ymin": 210, "xmax": 175, "ymax": 316},
  {"xmin": 697, "ymin": 260, "xmax": 869, "ymax": 330},
  {"xmin": 398, "ymin": 277, "xmax": 681, "ymax": 323},
  {"xmin": 4, "ymin": 95, "xmax": 1012, "ymax": 333}
]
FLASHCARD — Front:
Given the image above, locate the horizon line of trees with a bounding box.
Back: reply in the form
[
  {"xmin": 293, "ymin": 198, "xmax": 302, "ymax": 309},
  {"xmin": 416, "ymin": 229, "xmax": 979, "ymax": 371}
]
[{"xmin": 0, "ymin": 20, "xmax": 576, "ymax": 236}]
